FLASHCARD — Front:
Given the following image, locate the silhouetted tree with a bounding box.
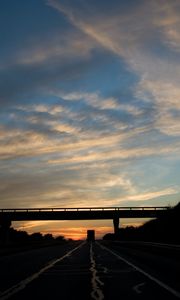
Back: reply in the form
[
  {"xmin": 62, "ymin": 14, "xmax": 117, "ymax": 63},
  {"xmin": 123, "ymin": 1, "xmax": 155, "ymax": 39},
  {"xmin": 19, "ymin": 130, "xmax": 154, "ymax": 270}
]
[
  {"xmin": 103, "ymin": 202, "xmax": 180, "ymax": 244},
  {"xmin": 55, "ymin": 235, "xmax": 65, "ymax": 242},
  {"xmin": 30, "ymin": 232, "xmax": 43, "ymax": 241},
  {"xmin": 43, "ymin": 233, "xmax": 54, "ymax": 241}
]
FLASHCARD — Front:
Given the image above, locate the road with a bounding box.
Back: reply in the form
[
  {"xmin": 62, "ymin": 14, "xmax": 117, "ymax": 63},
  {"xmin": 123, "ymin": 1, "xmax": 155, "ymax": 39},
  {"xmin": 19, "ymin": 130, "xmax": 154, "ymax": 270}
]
[{"xmin": 0, "ymin": 240, "xmax": 180, "ymax": 299}]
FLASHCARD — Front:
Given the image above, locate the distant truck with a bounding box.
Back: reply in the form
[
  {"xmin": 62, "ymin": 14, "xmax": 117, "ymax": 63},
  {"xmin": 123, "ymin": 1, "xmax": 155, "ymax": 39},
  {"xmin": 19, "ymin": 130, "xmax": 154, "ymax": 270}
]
[{"xmin": 87, "ymin": 230, "xmax": 95, "ymax": 241}]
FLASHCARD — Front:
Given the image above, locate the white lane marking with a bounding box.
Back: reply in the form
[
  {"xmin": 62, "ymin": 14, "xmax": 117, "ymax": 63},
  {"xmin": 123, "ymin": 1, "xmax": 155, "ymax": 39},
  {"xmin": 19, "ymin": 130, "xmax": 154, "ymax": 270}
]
[
  {"xmin": 133, "ymin": 282, "xmax": 145, "ymax": 294},
  {"xmin": 90, "ymin": 243, "xmax": 104, "ymax": 300},
  {"xmin": 142, "ymin": 242, "xmax": 180, "ymax": 250},
  {"xmin": 119, "ymin": 241, "xmax": 180, "ymax": 250},
  {"xmin": 97, "ymin": 242, "xmax": 180, "ymax": 299},
  {"xmin": 0, "ymin": 242, "xmax": 85, "ymax": 300}
]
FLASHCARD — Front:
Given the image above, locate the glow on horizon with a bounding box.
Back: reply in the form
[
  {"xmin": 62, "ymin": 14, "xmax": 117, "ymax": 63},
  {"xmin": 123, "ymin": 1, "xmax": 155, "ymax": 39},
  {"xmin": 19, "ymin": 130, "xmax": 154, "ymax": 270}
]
[
  {"xmin": 13, "ymin": 222, "xmax": 114, "ymax": 240},
  {"xmin": 13, "ymin": 219, "xmax": 147, "ymax": 240}
]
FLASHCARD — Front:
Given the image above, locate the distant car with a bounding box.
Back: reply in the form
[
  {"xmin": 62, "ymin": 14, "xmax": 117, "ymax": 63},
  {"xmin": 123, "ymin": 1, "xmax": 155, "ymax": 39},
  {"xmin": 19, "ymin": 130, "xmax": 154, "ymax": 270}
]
[{"xmin": 87, "ymin": 230, "xmax": 95, "ymax": 241}]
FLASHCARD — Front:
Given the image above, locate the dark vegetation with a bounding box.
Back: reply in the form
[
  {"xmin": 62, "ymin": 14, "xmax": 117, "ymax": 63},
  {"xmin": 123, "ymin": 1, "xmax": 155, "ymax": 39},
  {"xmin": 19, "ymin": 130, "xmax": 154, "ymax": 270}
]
[
  {"xmin": 0, "ymin": 227, "xmax": 67, "ymax": 255},
  {"xmin": 0, "ymin": 227, "xmax": 66, "ymax": 244},
  {"xmin": 103, "ymin": 202, "xmax": 180, "ymax": 244}
]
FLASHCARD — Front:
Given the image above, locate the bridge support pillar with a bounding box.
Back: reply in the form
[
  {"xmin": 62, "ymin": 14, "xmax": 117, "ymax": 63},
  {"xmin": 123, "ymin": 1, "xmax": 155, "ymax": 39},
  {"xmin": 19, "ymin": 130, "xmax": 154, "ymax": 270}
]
[
  {"xmin": 0, "ymin": 218, "xmax": 12, "ymax": 244},
  {"xmin": 113, "ymin": 216, "xmax": 119, "ymax": 236}
]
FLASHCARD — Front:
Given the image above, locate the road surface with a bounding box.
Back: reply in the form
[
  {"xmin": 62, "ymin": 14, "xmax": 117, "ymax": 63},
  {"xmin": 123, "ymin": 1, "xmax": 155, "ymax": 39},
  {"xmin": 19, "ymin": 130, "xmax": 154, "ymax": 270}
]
[{"xmin": 0, "ymin": 240, "xmax": 180, "ymax": 299}]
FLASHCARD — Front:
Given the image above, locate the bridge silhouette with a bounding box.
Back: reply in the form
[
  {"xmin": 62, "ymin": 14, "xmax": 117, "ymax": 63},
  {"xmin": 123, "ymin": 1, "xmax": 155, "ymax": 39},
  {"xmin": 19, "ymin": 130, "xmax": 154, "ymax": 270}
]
[{"xmin": 0, "ymin": 206, "xmax": 169, "ymax": 234}]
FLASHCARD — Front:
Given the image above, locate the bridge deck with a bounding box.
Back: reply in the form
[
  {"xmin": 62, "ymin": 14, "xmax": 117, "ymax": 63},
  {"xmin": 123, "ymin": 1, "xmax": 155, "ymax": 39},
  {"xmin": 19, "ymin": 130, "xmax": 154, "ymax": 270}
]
[{"xmin": 0, "ymin": 207, "xmax": 169, "ymax": 221}]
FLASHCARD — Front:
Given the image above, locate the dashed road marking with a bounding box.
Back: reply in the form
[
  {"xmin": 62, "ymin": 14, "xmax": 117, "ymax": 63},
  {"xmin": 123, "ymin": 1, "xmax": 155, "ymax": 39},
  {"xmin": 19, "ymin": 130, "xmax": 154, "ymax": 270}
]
[
  {"xmin": 90, "ymin": 243, "xmax": 104, "ymax": 300},
  {"xmin": 133, "ymin": 282, "xmax": 145, "ymax": 294}
]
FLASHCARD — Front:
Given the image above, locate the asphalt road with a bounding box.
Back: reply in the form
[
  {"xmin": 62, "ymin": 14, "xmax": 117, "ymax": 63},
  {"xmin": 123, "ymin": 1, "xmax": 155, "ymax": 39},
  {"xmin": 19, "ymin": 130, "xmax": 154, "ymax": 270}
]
[{"xmin": 0, "ymin": 241, "xmax": 180, "ymax": 300}]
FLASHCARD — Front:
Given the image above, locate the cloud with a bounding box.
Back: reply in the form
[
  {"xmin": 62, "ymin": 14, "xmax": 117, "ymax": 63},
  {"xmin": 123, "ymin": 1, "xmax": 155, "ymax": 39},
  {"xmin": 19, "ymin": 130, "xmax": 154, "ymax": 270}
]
[
  {"xmin": 1, "ymin": 92, "xmax": 179, "ymax": 169},
  {"xmin": 47, "ymin": 143, "xmax": 180, "ymax": 166},
  {"xmin": 47, "ymin": 0, "xmax": 180, "ymax": 138},
  {"xmin": 1, "ymin": 113, "xmax": 179, "ymax": 210},
  {"xmin": 124, "ymin": 187, "xmax": 178, "ymax": 202},
  {"xmin": 0, "ymin": 28, "xmax": 100, "ymax": 107},
  {"xmin": 13, "ymin": 32, "xmax": 96, "ymax": 68},
  {"xmin": 136, "ymin": 79, "xmax": 180, "ymax": 110},
  {"xmin": 51, "ymin": 0, "xmax": 180, "ymax": 67},
  {"xmin": 136, "ymin": 78, "xmax": 180, "ymax": 136},
  {"xmin": 55, "ymin": 90, "xmax": 142, "ymax": 115},
  {"xmin": 152, "ymin": 0, "xmax": 180, "ymax": 52},
  {"xmin": 1, "ymin": 113, "xmax": 179, "ymax": 162},
  {"xmin": 0, "ymin": 22, "xmax": 97, "ymax": 70},
  {"xmin": 155, "ymin": 112, "xmax": 180, "ymax": 136}
]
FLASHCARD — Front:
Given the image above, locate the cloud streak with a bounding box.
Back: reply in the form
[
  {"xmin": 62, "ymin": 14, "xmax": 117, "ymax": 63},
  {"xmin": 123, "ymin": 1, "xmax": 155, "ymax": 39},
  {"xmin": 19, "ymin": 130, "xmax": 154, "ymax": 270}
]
[{"xmin": 48, "ymin": 0, "xmax": 180, "ymax": 138}]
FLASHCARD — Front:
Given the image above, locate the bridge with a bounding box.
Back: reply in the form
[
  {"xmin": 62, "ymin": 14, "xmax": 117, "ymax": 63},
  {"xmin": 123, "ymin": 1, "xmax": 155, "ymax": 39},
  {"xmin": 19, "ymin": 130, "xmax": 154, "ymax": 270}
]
[{"xmin": 0, "ymin": 206, "xmax": 170, "ymax": 235}]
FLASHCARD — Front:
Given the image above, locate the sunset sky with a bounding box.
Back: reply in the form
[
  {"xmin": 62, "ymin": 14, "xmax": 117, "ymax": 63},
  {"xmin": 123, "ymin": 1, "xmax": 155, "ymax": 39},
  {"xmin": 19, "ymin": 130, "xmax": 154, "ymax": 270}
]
[{"xmin": 0, "ymin": 0, "xmax": 180, "ymax": 239}]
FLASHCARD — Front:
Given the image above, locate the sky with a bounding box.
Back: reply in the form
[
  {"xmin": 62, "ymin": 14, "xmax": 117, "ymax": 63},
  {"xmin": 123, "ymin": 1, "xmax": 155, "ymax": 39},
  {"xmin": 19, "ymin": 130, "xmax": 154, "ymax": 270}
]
[{"xmin": 0, "ymin": 0, "xmax": 180, "ymax": 239}]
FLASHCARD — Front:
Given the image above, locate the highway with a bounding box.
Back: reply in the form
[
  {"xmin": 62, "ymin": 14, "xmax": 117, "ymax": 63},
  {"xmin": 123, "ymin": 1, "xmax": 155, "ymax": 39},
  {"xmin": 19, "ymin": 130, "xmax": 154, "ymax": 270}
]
[{"xmin": 0, "ymin": 240, "xmax": 180, "ymax": 299}]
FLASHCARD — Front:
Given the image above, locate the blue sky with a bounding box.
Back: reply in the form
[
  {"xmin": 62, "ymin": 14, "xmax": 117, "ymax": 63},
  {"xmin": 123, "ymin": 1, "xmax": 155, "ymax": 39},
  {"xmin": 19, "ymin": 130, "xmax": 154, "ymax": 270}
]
[{"xmin": 0, "ymin": 0, "xmax": 180, "ymax": 238}]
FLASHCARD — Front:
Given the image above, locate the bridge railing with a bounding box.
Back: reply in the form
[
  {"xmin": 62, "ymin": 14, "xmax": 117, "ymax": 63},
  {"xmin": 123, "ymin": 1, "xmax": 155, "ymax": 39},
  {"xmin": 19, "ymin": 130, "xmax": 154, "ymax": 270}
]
[{"xmin": 0, "ymin": 206, "xmax": 170, "ymax": 213}]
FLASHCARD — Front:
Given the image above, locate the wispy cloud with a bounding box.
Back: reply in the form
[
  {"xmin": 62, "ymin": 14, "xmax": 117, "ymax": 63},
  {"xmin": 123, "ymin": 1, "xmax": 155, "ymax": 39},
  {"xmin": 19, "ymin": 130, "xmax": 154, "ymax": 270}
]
[
  {"xmin": 153, "ymin": 1, "xmax": 180, "ymax": 52},
  {"xmin": 54, "ymin": 90, "xmax": 142, "ymax": 115},
  {"xmin": 124, "ymin": 187, "xmax": 178, "ymax": 202},
  {"xmin": 0, "ymin": 29, "xmax": 96, "ymax": 70},
  {"xmin": 48, "ymin": 0, "xmax": 180, "ymax": 139}
]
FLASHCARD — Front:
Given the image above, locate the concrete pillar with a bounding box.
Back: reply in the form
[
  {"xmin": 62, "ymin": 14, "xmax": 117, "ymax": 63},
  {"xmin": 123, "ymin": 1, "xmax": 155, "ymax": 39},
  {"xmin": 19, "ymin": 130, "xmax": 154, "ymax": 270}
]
[
  {"xmin": 0, "ymin": 218, "xmax": 12, "ymax": 244},
  {"xmin": 113, "ymin": 216, "xmax": 119, "ymax": 235}
]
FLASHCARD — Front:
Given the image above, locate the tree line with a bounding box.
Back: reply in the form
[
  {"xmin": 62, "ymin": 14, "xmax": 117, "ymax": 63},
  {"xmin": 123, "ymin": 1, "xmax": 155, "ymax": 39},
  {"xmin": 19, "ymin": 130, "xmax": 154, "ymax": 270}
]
[
  {"xmin": 103, "ymin": 202, "xmax": 180, "ymax": 244},
  {"xmin": 0, "ymin": 226, "xmax": 66, "ymax": 245}
]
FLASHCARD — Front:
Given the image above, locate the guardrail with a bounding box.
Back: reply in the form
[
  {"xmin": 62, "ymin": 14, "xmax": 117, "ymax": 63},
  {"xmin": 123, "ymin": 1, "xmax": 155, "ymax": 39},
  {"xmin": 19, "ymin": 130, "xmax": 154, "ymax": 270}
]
[{"xmin": 0, "ymin": 206, "xmax": 170, "ymax": 213}]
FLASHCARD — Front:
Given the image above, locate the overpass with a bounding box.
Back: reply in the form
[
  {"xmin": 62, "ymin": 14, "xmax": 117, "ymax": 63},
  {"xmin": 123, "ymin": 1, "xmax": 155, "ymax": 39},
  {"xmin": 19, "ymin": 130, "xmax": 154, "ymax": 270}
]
[{"xmin": 0, "ymin": 206, "xmax": 169, "ymax": 234}]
